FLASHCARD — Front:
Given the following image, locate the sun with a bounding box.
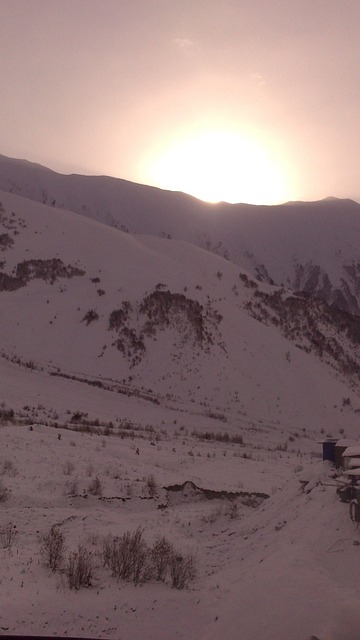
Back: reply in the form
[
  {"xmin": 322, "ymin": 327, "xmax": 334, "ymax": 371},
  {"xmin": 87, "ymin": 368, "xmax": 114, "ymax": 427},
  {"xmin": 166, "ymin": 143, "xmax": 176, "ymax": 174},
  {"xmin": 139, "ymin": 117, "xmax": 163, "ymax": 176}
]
[{"xmin": 140, "ymin": 129, "xmax": 293, "ymax": 205}]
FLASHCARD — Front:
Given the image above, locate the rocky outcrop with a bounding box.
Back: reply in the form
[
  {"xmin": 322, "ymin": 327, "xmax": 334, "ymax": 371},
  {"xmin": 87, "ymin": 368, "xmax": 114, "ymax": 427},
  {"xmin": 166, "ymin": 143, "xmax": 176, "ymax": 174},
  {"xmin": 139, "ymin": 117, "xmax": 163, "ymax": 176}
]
[
  {"xmin": 293, "ymin": 261, "xmax": 360, "ymax": 315},
  {"xmin": 0, "ymin": 258, "xmax": 85, "ymax": 292},
  {"xmin": 108, "ymin": 288, "xmax": 223, "ymax": 367},
  {"xmin": 244, "ymin": 286, "xmax": 360, "ymax": 379}
]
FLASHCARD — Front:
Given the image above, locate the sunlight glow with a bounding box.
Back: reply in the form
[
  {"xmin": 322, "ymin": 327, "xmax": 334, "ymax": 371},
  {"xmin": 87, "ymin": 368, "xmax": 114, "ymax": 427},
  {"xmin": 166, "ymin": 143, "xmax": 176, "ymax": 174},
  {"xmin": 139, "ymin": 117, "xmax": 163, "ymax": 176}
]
[{"xmin": 142, "ymin": 129, "xmax": 293, "ymax": 205}]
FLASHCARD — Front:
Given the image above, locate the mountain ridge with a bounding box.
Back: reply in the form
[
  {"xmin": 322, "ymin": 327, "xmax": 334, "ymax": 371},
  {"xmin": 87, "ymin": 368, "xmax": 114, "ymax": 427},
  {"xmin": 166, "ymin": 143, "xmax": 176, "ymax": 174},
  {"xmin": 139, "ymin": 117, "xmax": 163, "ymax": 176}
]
[{"xmin": 1, "ymin": 153, "xmax": 360, "ymax": 316}]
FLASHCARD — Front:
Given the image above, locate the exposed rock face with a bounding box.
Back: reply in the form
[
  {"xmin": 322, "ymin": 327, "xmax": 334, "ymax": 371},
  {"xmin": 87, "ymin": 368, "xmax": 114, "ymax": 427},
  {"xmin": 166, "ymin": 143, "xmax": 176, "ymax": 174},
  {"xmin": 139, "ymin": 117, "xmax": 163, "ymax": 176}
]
[
  {"xmin": 292, "ymin": 261, "xmax": 360, "ymax": 315},
  {"xmin": 164, "ymin": 480, "xmax": 269, "ymax": 506},
  {"xmin": 139, "ymin": 290, "xmax": 212, "ymax": 343},
  {"xmin": 0, "ymin": 258, "xmax": 85, "ymax": 292},
  {"xmin": 244, "ymin": 286, "xmax": 360, "ymax": 379},
  {"xmin": 0, "ymin": 233, "xmax": 14, "ymax": 251},
  {"xmin": 108, "ymin": 289, "xmax": 223, "ymax": 368}
]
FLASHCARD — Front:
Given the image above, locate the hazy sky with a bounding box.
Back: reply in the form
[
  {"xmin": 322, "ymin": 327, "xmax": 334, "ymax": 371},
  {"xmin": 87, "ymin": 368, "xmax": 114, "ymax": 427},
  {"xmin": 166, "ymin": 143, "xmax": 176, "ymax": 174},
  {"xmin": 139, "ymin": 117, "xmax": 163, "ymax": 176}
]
[{"xmin": 1, "ymin": 0, "xmax": 360, "ymax": 204}]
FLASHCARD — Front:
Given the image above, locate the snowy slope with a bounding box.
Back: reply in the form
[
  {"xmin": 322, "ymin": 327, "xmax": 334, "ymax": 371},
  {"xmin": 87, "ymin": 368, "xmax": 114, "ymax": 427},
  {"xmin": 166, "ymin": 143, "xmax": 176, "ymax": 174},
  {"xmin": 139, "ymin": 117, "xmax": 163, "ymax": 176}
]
[
  {"xmin": 1, "ymin": 423, "xmax": 360, "ymax": 640},
  {"xmin": 2, "ymin": 162, "xmax": 360, "ymax": 640},
  {"xmin": 1, "ymin": 188, "xmax": 360, "ymax": 438}
]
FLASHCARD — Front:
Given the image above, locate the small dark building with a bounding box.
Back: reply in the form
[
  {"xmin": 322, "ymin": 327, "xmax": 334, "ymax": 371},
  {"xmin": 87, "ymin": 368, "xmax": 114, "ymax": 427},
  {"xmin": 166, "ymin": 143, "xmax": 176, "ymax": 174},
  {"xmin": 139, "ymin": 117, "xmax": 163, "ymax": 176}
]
[
  {"xmin": 319, "ymin": 438, "xmax": 357, "ymax": 468},
  {"xmin": 321, "ymin": 438, "xmax": 338, "ymax": 463}
]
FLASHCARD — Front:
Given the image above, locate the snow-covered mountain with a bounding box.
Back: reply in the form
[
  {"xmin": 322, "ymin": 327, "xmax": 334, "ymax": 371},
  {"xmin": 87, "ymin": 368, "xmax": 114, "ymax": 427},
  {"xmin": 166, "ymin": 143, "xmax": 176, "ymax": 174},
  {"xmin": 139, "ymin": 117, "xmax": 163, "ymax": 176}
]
[
  {"xmin": 1, "ymin": 186, "xmax": 360, "ymax": 436},
  {"xmin": 3, "ymin": 156, "xmax": 360, "ymax": 640},
  {"xmin": 1, "ymin": 153, "xmax": 360, "ymax": 315}
]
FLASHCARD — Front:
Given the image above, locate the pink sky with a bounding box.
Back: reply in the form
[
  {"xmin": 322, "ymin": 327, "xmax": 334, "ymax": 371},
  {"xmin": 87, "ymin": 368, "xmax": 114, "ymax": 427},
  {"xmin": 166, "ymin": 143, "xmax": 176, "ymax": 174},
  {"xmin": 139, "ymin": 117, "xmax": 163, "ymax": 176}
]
[{"xmin": 1, "ymin": 0, "xmax": 360, "ymax": 204}]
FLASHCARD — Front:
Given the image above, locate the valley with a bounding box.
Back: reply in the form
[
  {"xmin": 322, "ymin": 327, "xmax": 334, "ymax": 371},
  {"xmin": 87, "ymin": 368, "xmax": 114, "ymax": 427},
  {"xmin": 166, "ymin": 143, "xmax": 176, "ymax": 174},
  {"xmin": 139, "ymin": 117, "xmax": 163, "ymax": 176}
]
[{"xmin": 1, "ymin": 157, "xmax": 360, "ymax": 639}]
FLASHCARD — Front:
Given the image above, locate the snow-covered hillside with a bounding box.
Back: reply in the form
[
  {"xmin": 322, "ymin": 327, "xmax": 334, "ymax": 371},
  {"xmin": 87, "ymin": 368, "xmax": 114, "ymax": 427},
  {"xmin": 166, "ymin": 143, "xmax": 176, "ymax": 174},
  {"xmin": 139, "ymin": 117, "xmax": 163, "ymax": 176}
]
[
  {"xmin": 2, "ymin": 153, "xmax": 360, "ymax": 315},
  {"xmin": 1, "ymin": 188, "xmax": 360, "ymax": 435},
  {"xmin": 2, "ymin": 157, "xmax": 360, "ymax": 640},
  {"xmin": 1, "ymin": 418, "xmax": 360, "ymax": 640}
]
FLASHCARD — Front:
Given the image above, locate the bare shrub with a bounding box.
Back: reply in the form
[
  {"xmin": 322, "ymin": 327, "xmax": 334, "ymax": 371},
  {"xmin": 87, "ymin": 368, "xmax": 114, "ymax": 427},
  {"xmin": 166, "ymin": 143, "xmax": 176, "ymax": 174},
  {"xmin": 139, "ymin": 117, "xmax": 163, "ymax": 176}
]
[
  {"xmin": 1, "ymin": 459, "xmax": 17, "ymax": 476},
  {"xmin": 40, "ymin": 525, "xmax": 66, "ymax": 572},
  {"xmin": 87, "ymin": 533, "xmax": 100, "ymax": 547},
  {"xmin": 102, "ymin": 534, "xmax": 115, "ymax": 569},
  {"xmin": 169, "ymin": 552, "xmax": 197, "ymax": 589},
  {"xmin": 66, "ymin": 544, "xmax": 93, "ymax": 589},
  {"xmin": 192, "ymin": 429, "xmax": 243, "ymax": 445},
  {"xmin": 85, "ymin": 462, "xmax": 94, "ymax": 477},
  {"xmin": 151, "ymin": 536, "xmax": 174, "ymax": 582},
  {"xmin": 102, "ymin": 529, "xmax": 197, "ymax": 589},
  {"xmin": 0, "ymin": 522, "xmax": 17, "ymax": 549},
  {"xmin": 146, "ymin": 474, "xmax": 157, "ymax": 497},
  {"xmin": 129, "ymin": 529, "xmax": 151, "ymax": 585},
  {"xmin": 226, "ymin": 502, "xmax": 238, "ymax": 519},
  {"xmin": 102, "ymin": 527, "xmax": 150, "ymax": 585},
  {"xmin": 62, "ymin": 460, "xmax": 75, "ymax": 476},
  {"xmin": 88, "ymin": 476, "xmax": 103, "ymax": 496},
  {"xmin": 0, "ymin": 479, "xmax": 9, "ymax": 503},
  {"xmin": 0, "ymin": 406, "xmax": 15, "ymax": 424},
  {"xmin": 201, "ymin": 505, "xmax": 222, "ymax": 524},
  {"xmin": 65, "ymin": 478, "xmax": 79, "ymax": 496}
]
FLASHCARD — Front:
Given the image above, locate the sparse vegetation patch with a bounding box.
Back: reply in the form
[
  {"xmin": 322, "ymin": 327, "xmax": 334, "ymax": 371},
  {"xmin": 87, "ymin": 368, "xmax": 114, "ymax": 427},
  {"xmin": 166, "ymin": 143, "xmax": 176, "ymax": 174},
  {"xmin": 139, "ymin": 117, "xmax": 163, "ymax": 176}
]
[
  {"xmin": 0, "ymin": 233, "xmax": 14, "ymax": 251},
  {"xmin": 0, "ymin": 258, "xmax": 85, "ymax": 292}
]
